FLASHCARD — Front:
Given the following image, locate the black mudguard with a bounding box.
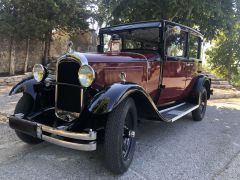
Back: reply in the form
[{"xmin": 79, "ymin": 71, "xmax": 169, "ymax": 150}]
[
  {"xmin": 88, "ymin": 83, "xmax": 165, "ymax": 120},
  {"xmin": 9, "ymin": 77, "xmax": 38, "ymax": 100},
  {"xmin": 192, "ymin": 75, "xmax": 212, "ymax": 101}
]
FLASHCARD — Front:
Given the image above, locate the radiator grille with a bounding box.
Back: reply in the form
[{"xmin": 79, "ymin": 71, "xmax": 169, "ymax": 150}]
[{"xmin": 56, "ymin": 60, "xmax": 82, "ymax": 113}]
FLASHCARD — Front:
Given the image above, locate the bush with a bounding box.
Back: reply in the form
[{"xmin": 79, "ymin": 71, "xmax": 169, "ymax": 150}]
[{"xmin": 232, "ymin": 72, "xmax": 240, "ymax": 87}]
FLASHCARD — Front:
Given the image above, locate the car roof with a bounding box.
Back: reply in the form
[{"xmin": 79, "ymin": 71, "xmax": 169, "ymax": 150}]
[{"xmin": 99, "ymin": 20, "xmax": 203, "ymax": 38}]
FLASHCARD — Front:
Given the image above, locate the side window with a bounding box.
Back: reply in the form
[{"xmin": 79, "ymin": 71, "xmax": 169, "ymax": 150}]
[
  {"xmin": 103, "ymin": 34, "xmax": 112, "ymax": 52},
  {"xmin": 124, "ymin": 39, "xmax": 142, "ymax": 49},
  {"xmin": 189, "ymin": 34, "xmax": 200, "ymax": 59},
  {"xmin": 165, "ymin": 27, "xmax": 187, "ymax": 57}
]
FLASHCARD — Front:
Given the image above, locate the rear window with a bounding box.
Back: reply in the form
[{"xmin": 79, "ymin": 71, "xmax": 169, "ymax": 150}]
[{"xmin": 189, "ymin": 35, "xmax": 200, "ymax": 59}]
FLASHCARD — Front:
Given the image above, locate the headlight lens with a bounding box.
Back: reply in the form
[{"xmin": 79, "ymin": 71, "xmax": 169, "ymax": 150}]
[
  {"xmin": 78, "ymin": 65, "xmax": 95, "ymax": 87},
  {"xmin": 33, "ymin": 64, "xmax": 45, "ymax": 82}
]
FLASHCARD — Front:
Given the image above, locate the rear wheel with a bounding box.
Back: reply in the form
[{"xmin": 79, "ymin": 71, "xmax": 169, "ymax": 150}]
[
  {"xmin": 104, "ymin": 97, "xmax": 137, "ymax": 174},
  {"xmin": 14, "ymin": 93, "xmax": 43, "ymax": 144},
  {"xmin": 192, "ymin": 87, "xmax": 207, "ymax": 121}
]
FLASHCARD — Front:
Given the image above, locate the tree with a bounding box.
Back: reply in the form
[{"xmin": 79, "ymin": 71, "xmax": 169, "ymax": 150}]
[
  {"xmin": 27, "ymin": 0, "xmax": 91, "ymax": 65},
  {"xmin": 98, "ymin": 0, "xmax": 235, "ymax": 40},
  {"xmin": 206, "ymin": 1, "xmax": 240, "ymax": 82},
  {"xmin": 0, "ymin": 0, "xmax": 91, "ymax": 75},
  {"xmin": 206, "ymin": 29, "xmax": 240, "ymax": 81}
]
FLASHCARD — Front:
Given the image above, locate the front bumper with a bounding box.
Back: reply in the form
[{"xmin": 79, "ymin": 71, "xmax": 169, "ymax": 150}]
[{"xmin": 9, "ymin": 115, "xmax": 97, "ymax": 151}]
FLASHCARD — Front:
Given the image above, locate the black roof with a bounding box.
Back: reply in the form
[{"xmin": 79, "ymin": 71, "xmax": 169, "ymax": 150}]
[{"xmin": 99, "ymin": 20, "xmax": 203, "ymax": 38}]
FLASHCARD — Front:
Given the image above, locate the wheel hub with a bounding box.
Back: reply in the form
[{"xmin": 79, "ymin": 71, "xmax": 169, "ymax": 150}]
[{"xmin": 128, "ymin": 130, "xmax": 135, "ymax": 138}]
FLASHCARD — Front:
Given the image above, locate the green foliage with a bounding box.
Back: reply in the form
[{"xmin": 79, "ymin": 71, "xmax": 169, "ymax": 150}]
[
  {"xmin": 97, "ymin": 0, "xmax": 240, "ymax": 84},
  {"xmin": 0, "ymin": 0, "xmax": 91, "ymax": 39},
  {"xmin": 232, "ymin": 73, "xmax": 240, "ymax": 87},
  {"xmin": 98, "ymin": 0, "xmax": 236, "ymax": 40},
  {"xmin": 206, "ymin": 22, "xmax": 240, "ymax": 81}
]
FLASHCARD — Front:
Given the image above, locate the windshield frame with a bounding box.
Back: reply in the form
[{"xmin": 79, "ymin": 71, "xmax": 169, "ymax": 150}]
[{"xmin": 98, "ymin": 21, "xmax": 163, "ymax": 54}]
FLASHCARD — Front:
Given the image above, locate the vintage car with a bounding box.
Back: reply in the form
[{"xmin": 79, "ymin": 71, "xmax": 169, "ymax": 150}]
[{"xmin": 9, "ymin": 20, "xmax": 212, "ymax": 174}]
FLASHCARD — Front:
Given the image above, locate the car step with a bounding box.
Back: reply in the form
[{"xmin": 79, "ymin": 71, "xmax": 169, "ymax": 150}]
[{"xmin": 159, "ymin": 103, "xmax": 199, "ymax": 122}]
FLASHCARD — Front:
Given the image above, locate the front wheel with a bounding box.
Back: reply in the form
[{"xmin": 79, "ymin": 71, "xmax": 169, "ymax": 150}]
[
  {"xmin": 104, "ymin": 97, "xmax": 137, "ymax": 174},
  {"xmin": 14, "ymin": 93, "xmax": 43, "ymax": 144},
  {"xmin": 192, "ymin": 87, "xmax": 207, "ymax": 121}
]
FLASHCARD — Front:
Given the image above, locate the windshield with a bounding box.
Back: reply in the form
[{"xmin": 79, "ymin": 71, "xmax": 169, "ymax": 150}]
[{"xmin": 101, "ymin": 28, "xmax": 160, "ymax": 52}]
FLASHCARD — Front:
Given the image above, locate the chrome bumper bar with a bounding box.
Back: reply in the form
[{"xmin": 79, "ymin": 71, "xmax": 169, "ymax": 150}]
[{"xmin": 9, "ymin": 115, "xmax": 97, "ymax": 151}]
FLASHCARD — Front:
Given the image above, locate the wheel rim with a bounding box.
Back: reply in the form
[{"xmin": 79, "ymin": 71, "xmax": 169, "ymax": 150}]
[
  {"xmin": 122, "ymin": 110, "xmax": 135, "ymax": 160},
  {"xmin": 199, "ymin": 92, "xmax": 207, "ymax": 117}
]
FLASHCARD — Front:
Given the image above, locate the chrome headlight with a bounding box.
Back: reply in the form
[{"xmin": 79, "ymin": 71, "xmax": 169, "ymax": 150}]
[
  {"xmin": 33, "ymin": 64, "xmax": 46, "ymax": 82},
  {"xmin": 78, "ymin": 65, "xmax": 95, "ymax": 87}
]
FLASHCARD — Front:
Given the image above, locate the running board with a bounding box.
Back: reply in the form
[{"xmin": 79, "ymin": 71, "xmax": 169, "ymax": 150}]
[{"xmin": 159, "ymin": 103, "xmax": 199, "ymax": 122}]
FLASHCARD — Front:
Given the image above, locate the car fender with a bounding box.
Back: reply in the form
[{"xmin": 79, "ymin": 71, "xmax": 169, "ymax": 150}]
[
  {"xmin": 192, "ymin": 75, "xmax": 212, "ymax": 100},
  {"xmin": 9, "ymin": 77, "xmax": 38, "ymax": 100},
  {"xmin": 88, "ymin": 83, "xmax": 162, "ymax": 118}
]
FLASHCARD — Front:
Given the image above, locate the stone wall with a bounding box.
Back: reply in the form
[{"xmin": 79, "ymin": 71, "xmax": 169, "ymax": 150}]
[
  {"xmin": 0, "ymin": 30, "xmax": 97, "ymax": 75},
  {"xmin": 0, "ymin": 73, "xmax": 32, "ymax": 86},
  {"xmin": 0, "ymin": 37, "xmax": 44, "ymax": 75}
]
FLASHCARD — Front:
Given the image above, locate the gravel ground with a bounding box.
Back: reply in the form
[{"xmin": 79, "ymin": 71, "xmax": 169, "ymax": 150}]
[
  {"xmin": 0, "ymin": 86, "xmax": 240, "ymax": 179},
  {"xmin": 0, "ymin": 86, "xmax": 21, "ymax": 117}
]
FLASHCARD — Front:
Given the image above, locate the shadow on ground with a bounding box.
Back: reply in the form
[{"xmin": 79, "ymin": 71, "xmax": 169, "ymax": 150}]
[{"xmin": 0, "ymin": 100, "xmax": 240, "ymax": 180}]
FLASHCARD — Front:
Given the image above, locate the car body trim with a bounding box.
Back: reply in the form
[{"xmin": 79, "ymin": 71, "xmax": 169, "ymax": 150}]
[
  {"xmin": 171, "ymin": 104, "xmax": 199, "ymax": 122},
  {"xmin": 41, "ymin": 135, "xmax": 96, "ymax": 151},
  {"xmin": 159, "ymin": 103, "xmax": 186, "ymax": 113},
  {"xmin": 9, "ymin": 115, "xmax": 97, "ymax": 151},
  {"xmin": 40, "ymin": 124, "xmax": 96, "ymax": 140}
]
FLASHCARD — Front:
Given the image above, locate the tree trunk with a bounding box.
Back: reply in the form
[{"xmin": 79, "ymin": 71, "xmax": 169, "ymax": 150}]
[
  {"xmin": 48, "ymin": 30, "xmax": 52, "ymax": 58},
  {"xmin": 24, "ymin": 36, "xmax": 30, "ymax": 73},
  {"xmin": 227, "ymin": 62, "xmax": 232, "ymax": 82},
  {"xmin": 43, "ymin": 39, "xmax": 49, "ymax": 65},
  {"xmin": 43, "ymin": 30, "xmax": 52, "ymax": 65},
  {"xmin": 9, "ymin": 36, "xmax": 16, "ymax": 76}
]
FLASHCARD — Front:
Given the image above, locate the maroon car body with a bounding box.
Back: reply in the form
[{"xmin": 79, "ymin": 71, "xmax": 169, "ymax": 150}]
[
  {"xmin": 87, "ymin": 52, "xmax": 196, "ymax": 106},
  {"xmin": 8, "ymin": 20, "xmax": 212, "ymax": 174}
]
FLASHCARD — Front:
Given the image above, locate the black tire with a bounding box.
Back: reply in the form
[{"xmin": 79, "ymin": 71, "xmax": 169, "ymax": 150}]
[
  {"xmin": 104, "ymin": 97, "xmax": 137, "ymax": 174},
  {"xmin": 14, "ymin": 93, "xmax": 43, "ymax": 144},
  {"xmin": 192, "ymin": 87, "xmax": 207, "ymax": 121}
]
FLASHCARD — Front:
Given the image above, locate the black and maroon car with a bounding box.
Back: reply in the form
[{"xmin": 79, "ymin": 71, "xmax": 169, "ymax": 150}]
[{"xmin": 9, "ymin": 20, "xmax": 212, "ymax": 174}]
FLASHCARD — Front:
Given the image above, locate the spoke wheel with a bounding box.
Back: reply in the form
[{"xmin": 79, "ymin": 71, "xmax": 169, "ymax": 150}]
[
  {"xmin": 104, "ymin": 97, "xmax": 137, "ymax": 174},
  {"xmin": 122, "ymin": 113, "xmax": 135, "ymax": 160},
  {"xmin": 192, "ymin": 87, "xmax": 207, "ymax": 121}
]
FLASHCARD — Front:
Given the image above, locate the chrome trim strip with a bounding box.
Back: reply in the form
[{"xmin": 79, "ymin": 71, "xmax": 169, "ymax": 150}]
[
  {"xmin": 68, "ymin": 52, "xmax": 88, "ymax": 65},
  {"xmin": 159, "ymin": 102, "xmax": 186, "ymax": 113},
  {"xmin": 171, "ymin": 104, "xmax": 199, "ymax": 122},
  {"xmin": 80, "ymin": 88, "xmax": 84, "ymax": 108},
  {"xmin": 35, "ymin": 123, "xmax": 97, "ymax": 151},
  {"xmin": 40, "ymin": 124, "xmax": 96, "ymax": 140},
  {"xmin": 42, "ymin": 135, "xmax": 96, "ymax": 151}
]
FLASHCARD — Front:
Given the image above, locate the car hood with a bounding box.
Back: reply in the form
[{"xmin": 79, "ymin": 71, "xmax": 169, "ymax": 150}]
[{"xmin": 83, "ymin": 52, "xmax": 160, "ymax": 63}]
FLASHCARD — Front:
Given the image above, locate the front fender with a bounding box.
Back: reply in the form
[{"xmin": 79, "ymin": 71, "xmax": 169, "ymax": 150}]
[
  {"xmin": 9, "ymin": 77, "xmax": 38, "ymax": 100},
  {"xmin": 88, "ymin": 83, "xmax": 159, "ymax": 116}
]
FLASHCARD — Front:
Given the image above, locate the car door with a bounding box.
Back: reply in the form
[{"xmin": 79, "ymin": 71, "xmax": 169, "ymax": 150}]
[
  {"xmin": 185, "ymin": 33, "xmax": 202, "ymax": 89},
  {"xmin": 158, "ymin": 26, "xmax": 188, "ymax": 106}
]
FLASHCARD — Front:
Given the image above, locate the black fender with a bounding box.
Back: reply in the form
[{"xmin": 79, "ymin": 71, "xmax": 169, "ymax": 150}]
[
  {"xmin": 88, "ymin": 83, "xmax": 164, "ymax": 120},
  {"xmin": 192, "ymin": 75, "xmax": 212, "ymax": 101},
  {"xmin": 9, "ymin": 77, "xmax": 38, "ymax": 100}
]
